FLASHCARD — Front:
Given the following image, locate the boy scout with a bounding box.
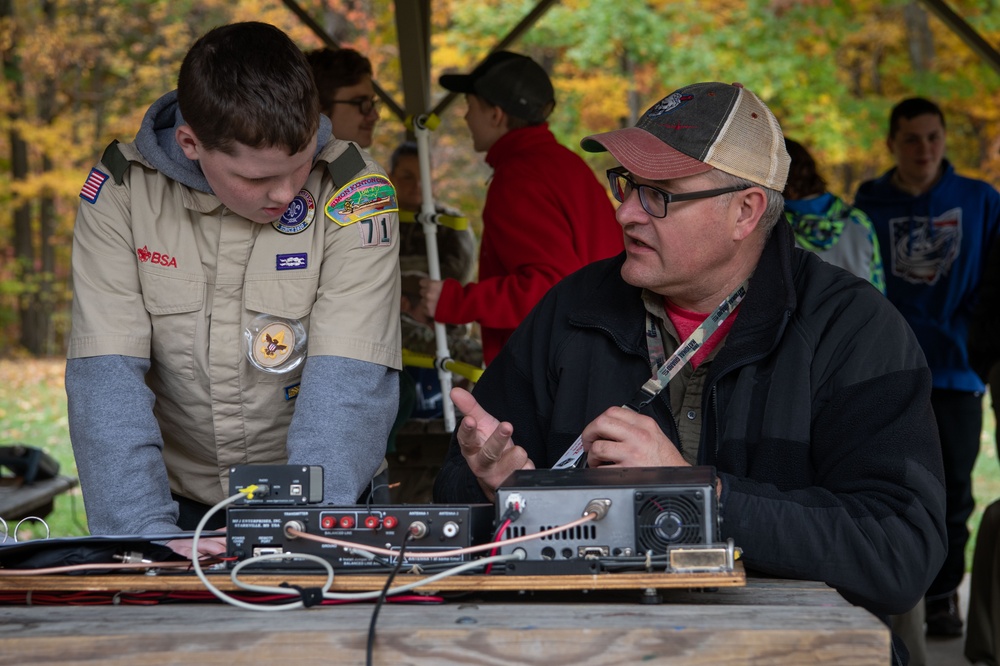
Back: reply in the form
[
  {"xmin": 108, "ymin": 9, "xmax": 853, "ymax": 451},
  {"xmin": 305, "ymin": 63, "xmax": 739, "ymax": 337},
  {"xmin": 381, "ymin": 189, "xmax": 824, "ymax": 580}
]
[{"xmin": 66, "ymin": 22, "xmax": 401, "ymax": 554}]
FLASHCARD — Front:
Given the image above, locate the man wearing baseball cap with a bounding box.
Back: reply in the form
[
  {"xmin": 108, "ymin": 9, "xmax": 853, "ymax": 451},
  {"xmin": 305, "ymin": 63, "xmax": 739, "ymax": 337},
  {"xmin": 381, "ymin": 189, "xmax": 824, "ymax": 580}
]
[
  {"xmin": 434, "ymin": 82, "xmax": 946, "ymax": 644},
  {"xmin": 419, "ymin": 51, "xmax": 622, "ymax": 365}
]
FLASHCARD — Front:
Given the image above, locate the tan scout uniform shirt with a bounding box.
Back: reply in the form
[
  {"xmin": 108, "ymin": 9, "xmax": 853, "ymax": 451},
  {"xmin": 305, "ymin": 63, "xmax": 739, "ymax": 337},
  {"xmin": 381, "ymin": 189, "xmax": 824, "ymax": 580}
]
[{"xmin": 68, "ymin": 140, "xmax": 401, "ymax": 505}]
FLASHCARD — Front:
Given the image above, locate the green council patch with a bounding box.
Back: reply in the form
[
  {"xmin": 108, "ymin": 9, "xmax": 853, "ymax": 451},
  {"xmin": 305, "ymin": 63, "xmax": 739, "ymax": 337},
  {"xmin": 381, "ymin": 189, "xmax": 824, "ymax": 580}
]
[{"xmin": 325, "ymin": 175, "xmax": 398, "ymax": 227}]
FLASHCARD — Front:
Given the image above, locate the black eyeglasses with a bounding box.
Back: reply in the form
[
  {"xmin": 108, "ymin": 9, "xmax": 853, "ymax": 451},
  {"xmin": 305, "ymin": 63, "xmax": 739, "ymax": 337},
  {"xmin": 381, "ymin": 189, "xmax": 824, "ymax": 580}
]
[
  {"xmin": 330, "ymin": 96, "xmax": 380, "ymax": 116},
  {"xmin": 606, "ymin": 168, "xmax": 751, "ymax": 218}
]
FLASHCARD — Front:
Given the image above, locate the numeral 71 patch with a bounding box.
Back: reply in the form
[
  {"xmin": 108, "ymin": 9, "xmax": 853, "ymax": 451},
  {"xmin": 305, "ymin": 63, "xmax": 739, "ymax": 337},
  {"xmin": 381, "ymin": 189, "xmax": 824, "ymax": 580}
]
[{"xmin": 359, "ymin": 215, "xmax": 392, "ymax": 247}]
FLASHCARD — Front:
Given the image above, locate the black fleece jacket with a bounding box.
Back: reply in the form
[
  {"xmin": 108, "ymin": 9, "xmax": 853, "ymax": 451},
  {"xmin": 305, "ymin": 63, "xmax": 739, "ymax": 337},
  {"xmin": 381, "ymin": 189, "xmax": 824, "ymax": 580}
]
[{"xmin": 434, "ymin": 221, "xmax": 947, "ymax": 616}]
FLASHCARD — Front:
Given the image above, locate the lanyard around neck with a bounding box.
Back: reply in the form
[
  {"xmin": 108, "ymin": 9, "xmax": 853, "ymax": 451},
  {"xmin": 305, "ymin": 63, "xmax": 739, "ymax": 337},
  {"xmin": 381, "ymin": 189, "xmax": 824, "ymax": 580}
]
[{"xmin": 551, "ymin": 279, "xmax": 749, "ymax": 470}]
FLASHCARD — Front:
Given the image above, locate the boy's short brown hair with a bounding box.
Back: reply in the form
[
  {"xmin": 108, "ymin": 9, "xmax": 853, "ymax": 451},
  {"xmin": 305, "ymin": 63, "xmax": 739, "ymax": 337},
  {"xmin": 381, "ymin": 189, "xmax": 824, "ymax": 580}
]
[{"xmin": 177, "ymin": 22, "xmax": 320, "ymax": 155}]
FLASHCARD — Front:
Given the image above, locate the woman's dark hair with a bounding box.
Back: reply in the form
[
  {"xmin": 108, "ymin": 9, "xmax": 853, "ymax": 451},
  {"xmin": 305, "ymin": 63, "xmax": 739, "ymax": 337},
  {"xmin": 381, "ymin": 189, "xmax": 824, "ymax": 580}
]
[{"xmin": 782, "ymin": 138, "xmax": 827, "ymax": 200}]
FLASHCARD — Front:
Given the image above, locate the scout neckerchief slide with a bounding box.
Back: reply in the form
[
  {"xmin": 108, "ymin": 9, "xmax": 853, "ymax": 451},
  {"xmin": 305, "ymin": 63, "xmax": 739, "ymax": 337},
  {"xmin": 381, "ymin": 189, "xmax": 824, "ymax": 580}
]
[{"xmin": 551, "ymin": 279, "xmax": 749, "ymax": 470}]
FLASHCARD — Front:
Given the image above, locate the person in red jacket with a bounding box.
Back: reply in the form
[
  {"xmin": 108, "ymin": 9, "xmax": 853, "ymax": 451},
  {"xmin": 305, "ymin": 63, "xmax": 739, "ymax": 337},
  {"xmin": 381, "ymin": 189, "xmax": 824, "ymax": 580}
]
[{"xmin": 420, "ymin": 51, "xmax": 623, "ymax": 365}]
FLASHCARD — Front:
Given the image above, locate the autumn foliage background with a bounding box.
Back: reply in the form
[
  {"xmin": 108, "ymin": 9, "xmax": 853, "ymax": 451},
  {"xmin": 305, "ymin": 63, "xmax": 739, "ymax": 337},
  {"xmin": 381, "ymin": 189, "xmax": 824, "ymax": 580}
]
[
  {"xmin": 1, "ymin": 0, "xmax": 999, "ymax": 354},
  {"xmin": 0, "ymin": 0, "xmax": 999, "ymax": 547}
]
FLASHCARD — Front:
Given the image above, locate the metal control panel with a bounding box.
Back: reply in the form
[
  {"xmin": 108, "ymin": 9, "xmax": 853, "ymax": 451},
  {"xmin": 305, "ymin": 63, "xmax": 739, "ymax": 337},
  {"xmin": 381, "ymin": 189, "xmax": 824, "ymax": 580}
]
[
  {"xmin": 226, "ymin": 504, "xmax": 494, "ymax": 570},
  {"xmin": 495, "ymin": 466, "xmax": 719, "ymax": 573}
]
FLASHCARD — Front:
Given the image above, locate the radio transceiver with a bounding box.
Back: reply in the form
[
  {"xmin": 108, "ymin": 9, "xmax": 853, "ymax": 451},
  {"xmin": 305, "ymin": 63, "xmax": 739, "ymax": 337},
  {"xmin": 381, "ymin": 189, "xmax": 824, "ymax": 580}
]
[
  {"xmin": 496, "ymin": 466, "xmax": 721, "ymax": 574},
  {"xmin": 226, "ymin": 504, "xmax": 493, "ymax": 570}
]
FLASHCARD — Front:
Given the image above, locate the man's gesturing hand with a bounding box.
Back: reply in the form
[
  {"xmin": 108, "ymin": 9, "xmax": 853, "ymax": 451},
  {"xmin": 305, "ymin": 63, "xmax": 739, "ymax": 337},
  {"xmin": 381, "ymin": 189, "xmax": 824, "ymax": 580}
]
[
  {"xmin": 451, "ymin": 387, "xmax": 534, "ymax": 500},
  {"xmin": 581, "ymin": 406, "xmax": 688, "ymax": 468}
]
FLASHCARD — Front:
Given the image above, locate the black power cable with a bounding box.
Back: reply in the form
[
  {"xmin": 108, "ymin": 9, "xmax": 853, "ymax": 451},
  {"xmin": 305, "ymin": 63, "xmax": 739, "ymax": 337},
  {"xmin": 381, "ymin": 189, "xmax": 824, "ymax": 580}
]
[{"xmin": 365, "ymin": 530, "xmax": 414, "ymax": 666}]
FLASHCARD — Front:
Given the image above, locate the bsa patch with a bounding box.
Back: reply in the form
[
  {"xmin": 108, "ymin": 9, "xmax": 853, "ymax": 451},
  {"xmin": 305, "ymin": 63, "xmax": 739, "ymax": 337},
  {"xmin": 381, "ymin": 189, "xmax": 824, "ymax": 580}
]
[
  {"xmin": 136, "ymin": 245, "xmax": 178, "ymax": 268},
  {"xmin": 284, "ymin": 383, "xmax": 300, "ymax": 401},
  {"xmin": 325, "ymin": 175, "xmax": 398, "ymax": 227},
  {"xmin": 272, "ymin": 190, "xmax": 316, "ymax": 234},
  {"xmin": 276, "ymin": 253, "xmax": 308, "ymax": 271},
  {"xmin": 358, "ymin": 216, "xmax": 393, "ymax": 248},
  {"xmin": 79, "ymin": 168, "xmax": 109, "ymax": 204}
]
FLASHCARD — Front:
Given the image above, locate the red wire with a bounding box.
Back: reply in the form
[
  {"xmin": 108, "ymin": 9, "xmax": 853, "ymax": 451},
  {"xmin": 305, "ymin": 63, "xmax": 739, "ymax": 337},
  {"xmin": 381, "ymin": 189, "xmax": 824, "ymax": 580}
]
[{"xmin": 484, "ymin": 517, "xmax": 513, "ymax": 575}]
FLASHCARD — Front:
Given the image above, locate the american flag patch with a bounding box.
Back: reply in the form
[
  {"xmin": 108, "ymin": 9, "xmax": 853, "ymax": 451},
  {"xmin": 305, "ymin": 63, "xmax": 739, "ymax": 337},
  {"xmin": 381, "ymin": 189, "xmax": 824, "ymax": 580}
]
[{"xmin": 79, "ymin": 168, "xmax": 109, "ymax": 204}]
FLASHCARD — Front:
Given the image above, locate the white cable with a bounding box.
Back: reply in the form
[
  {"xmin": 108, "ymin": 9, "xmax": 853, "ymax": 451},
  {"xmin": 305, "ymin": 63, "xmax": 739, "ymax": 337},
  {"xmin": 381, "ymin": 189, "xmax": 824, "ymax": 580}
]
[
  {"xmin": 190, "ymin": 489, "xmax": 334, "ymax": 611},
  {"xmin": 227, "ymin": 550, "xmax": 519, "ymax": 602},
  {"xmin": 230, "ymin": 552, "xmax": 334, "ymax": 597},
  {"xmin": 317, "ymin": 551, "xmax": 524, "ymax": 602},
  {"xmin": 194, "ymin": 490, "xmax": 525, "ymax": 608}
]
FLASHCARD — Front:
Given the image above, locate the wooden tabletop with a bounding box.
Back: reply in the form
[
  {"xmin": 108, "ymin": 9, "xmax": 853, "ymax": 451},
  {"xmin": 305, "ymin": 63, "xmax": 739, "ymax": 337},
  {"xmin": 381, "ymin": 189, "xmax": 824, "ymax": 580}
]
[
  {"xmin": 0, "ymin": 572, "xmax": 889, "ymax": 665},
  {"xmin": 0, "ymin": 475, "xmax": 77, "ymax": 521}
]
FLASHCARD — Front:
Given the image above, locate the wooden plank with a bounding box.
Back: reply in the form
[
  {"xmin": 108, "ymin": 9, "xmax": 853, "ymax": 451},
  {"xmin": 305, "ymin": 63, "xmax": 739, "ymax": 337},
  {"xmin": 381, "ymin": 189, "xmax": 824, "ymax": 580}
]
[
  {"xmin": 0, "ymin": 475, "xmax": 78, "ymax": 521},
  {"xmin": 0, "ymin": 564, "xmax": 745, "ymax": 593},
  {"xmin": 0, "ymin": 591, "xmax": 890, "ymax": 665}
]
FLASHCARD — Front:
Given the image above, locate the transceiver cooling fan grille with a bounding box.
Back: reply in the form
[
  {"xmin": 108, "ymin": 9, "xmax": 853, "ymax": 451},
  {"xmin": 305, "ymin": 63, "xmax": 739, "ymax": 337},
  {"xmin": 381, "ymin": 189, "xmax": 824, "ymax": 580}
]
[{"xmin": 635, "ymin": 492, "xmax": 706, "ymax": 552}]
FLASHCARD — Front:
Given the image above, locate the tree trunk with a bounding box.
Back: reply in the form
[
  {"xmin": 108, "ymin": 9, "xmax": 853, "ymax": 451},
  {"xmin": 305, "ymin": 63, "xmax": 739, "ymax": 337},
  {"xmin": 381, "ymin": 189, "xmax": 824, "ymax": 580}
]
[
  {"xmin": 904, "ymin": 2, "xmax": 935, "ymax": 72},
  {"xmin": 620, "ymin": 51, "xmax": 640, "ymax": 129},
  {"xmin": 2, "ymin": 0, "xmax": 40, "ymax": 354},
  {"xmin": 11, "ymin": 0, "xmax": 59, "ymax": 356}
]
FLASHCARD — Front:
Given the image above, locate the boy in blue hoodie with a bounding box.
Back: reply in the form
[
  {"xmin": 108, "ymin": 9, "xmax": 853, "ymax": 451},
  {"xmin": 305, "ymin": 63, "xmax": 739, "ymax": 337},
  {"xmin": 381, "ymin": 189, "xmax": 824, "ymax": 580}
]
[{"xmin": 855, "ymin": 97, "xmax": 1000, "ymax": 638}]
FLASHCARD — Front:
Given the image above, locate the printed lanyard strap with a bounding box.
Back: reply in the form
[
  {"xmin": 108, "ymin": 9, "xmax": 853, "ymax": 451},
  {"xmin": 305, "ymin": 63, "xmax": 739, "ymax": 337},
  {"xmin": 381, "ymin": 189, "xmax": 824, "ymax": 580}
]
[{"xmin": 551, "ymin": 279, "xmax": 749, "ymax": 470}]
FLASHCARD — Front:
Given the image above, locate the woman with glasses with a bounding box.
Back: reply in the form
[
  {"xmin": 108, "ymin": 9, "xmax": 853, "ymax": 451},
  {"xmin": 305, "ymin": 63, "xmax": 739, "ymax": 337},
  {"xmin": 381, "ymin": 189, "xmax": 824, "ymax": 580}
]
[{"xmin": 306, "ymin": 48, "xmax": 380, "ymax": 148}]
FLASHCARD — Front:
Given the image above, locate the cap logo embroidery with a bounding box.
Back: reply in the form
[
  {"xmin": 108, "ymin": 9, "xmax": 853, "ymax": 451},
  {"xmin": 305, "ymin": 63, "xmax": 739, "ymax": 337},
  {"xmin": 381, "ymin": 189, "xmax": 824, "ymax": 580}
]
[
  {"xmin": 647, "ymin": 92, "xmax": 694, "ymax": 118},
  {"xmin": 658, "ymin": 122, "xmax": 698, "ymax": 131}
]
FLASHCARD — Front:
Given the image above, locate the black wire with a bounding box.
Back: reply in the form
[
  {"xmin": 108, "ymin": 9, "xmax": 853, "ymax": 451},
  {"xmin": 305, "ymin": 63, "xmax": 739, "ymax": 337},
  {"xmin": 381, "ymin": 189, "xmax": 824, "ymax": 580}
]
[
  {"xmin": 366, "ymin": 531, "xmax": 413, "ymax": 666},
  {"xmin": 365, "ymin": 482, "xmax": 390, "ymax": 513}
]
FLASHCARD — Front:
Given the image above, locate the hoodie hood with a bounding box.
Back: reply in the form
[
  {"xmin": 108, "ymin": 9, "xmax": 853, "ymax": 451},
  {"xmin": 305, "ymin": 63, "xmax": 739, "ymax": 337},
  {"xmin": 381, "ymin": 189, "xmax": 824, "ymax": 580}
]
[
  {"xmin": 133, "ymin": 90, "xmax": 333, "ymax": 195},
  {"xmin": 784, "ymin": 192, "xmax": 843, "ymax": 251}
]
